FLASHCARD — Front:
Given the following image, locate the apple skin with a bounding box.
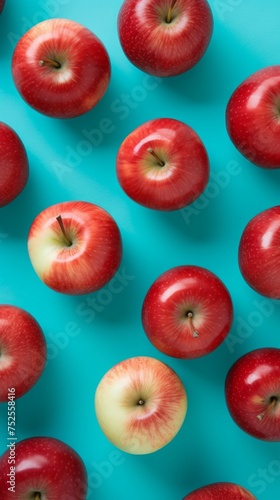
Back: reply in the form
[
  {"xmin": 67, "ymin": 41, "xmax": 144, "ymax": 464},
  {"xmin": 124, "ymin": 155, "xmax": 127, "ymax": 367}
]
[
  {"xmin": 118, "ymin": 0, "xmax": 213, "ymax": 77},
  {"xmin": 0, "ymin": 305, "xmax": 46, "ymax": 402},
  {"xmin": 0, "ymin": 122, "xmax": 29, "ymax": 207},
  {"xmin": 238, "ymin": 205, "xmax": 280, "ymax": 299},
  {"xmin": 0, "ymin": 436, "xmax": 87, "ymax": 499},
  {"xmin": 12, "ymin": 18, "xmax": 111, "ymax": 119},
  {"xmin": 28, "ymin": 201, "xmax": 122, "ymax": 295},
  {"xmin": 225, "ymin": 347, "xmax": 280, "ymax": 441},
  {"xmin": 116, "ymin": 118, "xmax": 210, "ymax": 211},
  {"xmin": 94, "ymin": 356, "xmax": 187, "ymax": 454},
  {"xmin": 0, "ymin": 0, "xmax": 5, "ymax": 14},
  {"xmin": 226, "ymin": 65, "xmax": 280, "ymax": 168},
  {"xmin": 183, "ymin": 482, "xmax": 257, "ymax": 499},
  {"xmin": 142, "ymin": 266, "xmax": 233, "ymax": 358}
]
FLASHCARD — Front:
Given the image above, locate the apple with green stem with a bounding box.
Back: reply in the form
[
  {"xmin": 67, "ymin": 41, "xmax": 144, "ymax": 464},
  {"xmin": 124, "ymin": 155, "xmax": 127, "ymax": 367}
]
[
  {"xmin": 94, "ymin": 356, "xmax": 187, "ymax": 454},
  {"xmin": 118, "ymin": 0, "xmax": 213, "ymax": 77},
  {"xmin": 28, "ymin": 201, "xmax": 122, "ymax": 295}
]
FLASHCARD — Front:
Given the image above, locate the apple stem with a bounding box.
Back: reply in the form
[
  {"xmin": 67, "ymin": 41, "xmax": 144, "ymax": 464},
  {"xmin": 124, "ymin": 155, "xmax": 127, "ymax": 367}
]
[
  {"xmin": 138, "ymin": 399, "xmax": 145, "ymax": 406},
  {"xmin": 39, "ymin": 58, "xmax": 61, "ymax": 69},
  {"xmin": 147, "ymin": 147, "xmax": 165, "ymax": 167},
  {"xmin": 56, "ymin": 215, "xmax": 72, "ymax": 247},
  {"xmin": 34, "ymin": 493, "xmax": 41, "ymax": 500},
  {"xmin": 187, "ymin": 312, "xmax": 199, "ymax": 338},
  {"xmin": 166, "ymin": 0, "xmax": 178, "ymax": 23},
  {"xmin": 257, "ymin": 396, "xmax": 278, "ymax": 421}
]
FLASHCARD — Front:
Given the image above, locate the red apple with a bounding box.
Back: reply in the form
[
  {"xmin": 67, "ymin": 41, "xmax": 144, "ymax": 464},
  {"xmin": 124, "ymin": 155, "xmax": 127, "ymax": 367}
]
[
  {"xmin": 225, "ymin": 347, "xmax": 280, "ymax": 441},
  {"xmin": 118, "ymin": 0, "xmax": 213, "ymax": 77},
  {"xmin": 0, "ymin": 305, "xmax": 46, "ymax": 402},
  {"xmin": 28, "ymin": 201, "xmax": 122, "ymax": 295},
  {"xmin": 142, "ymin": 266, "xmax": 233, "ymax": 358},
  {"xmin": 94, "ymin": 356, "xmax": 187, "ymax": 454},
  {"xmin": 183, "ymin": 482, "xmax": 257, "ymax": 499},
  {"xmin": 0, "ymin": 0, "xmax": 5, "ymax": 14},
  {"xmin": 0, "ymin": 122, "xmax": 29, "ymax": 207},
  {"xmin": 12, "ymin": 18, "xmax": 111, "ymax": 118},
  {"xmin": 226, "ymin": 65, "xmax": 280, "ymax": 168},
  {"xmin": 0, "ymin": 436, "xmax": 87, "ymax": 499},
  {"xmin": 116, "ymin": 118, "xmax": 210, "ymax": 211},
  {"xmin": 238, "ymin": 205, "xmax": 280, "ymax": 299}
]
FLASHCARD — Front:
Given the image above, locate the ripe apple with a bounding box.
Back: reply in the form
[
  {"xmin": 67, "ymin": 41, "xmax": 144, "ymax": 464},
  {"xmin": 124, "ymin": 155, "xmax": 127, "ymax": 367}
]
[
  {"xmin": 0, "ymin": 436, "xmax": 87, "ymax": 499},
  {"xmin": 12, "ymin": 18, "xmax": 111, "ymax": 118},
  {"xmin": 117, "ymin": 0, "xmax": 213, "ymax": 77},
  {"xmin": 225, "ymin": 347, "xmax": 280, "ymax": 441},
  {"xmin": 238, "ymin": 205, "xmax": 280, "ymax": 299},
  {"xmin": 28, "ymin": 201, "xmax": 122, "ymax": 295},
  {"xmin": 0, "ymin": 122, "xmax": 29, "ymax": 207},
  {"xmin": 142, "ymin": 265, "xmax": 233, "ymax": 358},
  {"xmin": 94, "ymin": 356, "xmax": 187, "ymax": 454},
  {"xmin": 0, "ymin": 305, "xmax": 46, "ymax": 402},
  {"xmin": 116, "ymin": 118, "xmax": 210, "ymax": 211},
  {"xmin": 0, "ymin": 0, "xmax": 5, "ymax": 14},
  {"xmin": 183, "ymin": 482, "xmax": 257, "ymax": 499},
  {"xmin": 226, "ymin": 65, "xmax": 280, "ymax": 168}
]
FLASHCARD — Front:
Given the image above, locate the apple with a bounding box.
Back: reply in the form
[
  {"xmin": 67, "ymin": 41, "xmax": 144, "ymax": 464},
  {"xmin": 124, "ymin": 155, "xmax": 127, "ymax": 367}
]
[
  {"xmin": 94, "ymin": 356, "xmax": 187, "ymax": 454},
  {"xmin": 225, "ymin": 347, "xmax": 280, "ymax": 441},
  {"xmin": 0, "ymin": 0, "xmax": 5, "ymax": 14},
  {"xmin": 142, "ymin": 265, "xmax": 233, "ymax": 358},
  {"xmin": 116, "ymin": 118, "xmax": 210, "ymax": 211},
  {"xmin": 238, "ymin": 205, "xmax": 280, "ymax": 299},
  {"xmin": 12, "ymin": 18, "xmax": 111, "ymax": 119},
  {"xmin": 0, "ymin": 436, "xmax": 87, "ymax": 499},
  {"xmin": 226, "ymin": 65, "xmax": 280, "ymax": 168},
  {"xmin": 183, "ymin": 482, "xmax": 257, "ymax": 499},
  {"xmin": 28, "ymin": 201, "xmax": 122, "ymax": 295},
  {"xmin": 117, "ymin": 0, "xmax": 213, "ymax": 77},
  {"xmin": 0, "ymin": 305, "xmax": 46, "ymax": 402},
  {"xmin": 0, "ymin": 122, "xmax": 29, "ymax": 207}
]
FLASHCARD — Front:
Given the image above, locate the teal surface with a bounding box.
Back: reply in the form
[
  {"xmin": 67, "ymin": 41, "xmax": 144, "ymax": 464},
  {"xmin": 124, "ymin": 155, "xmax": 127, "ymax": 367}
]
[{"xmin": 1, "ymin": 1, "xmax": 280, "ymax": 499}]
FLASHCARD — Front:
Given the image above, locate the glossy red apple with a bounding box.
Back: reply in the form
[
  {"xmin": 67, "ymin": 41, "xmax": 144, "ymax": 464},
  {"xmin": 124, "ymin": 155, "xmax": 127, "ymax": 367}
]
[
  {"xmin": 116, "ymin": 118, "xmax": 210, "ymax": 211},
  {"xmin": 0, "ymin": 122, "xmax": 29, "ymax": 207},
  {"xmin": 12, "ymin": 18, "xmax": 111, "ymax": 118},
  {"xmin": 0, "ymin": 0, "xmax": 5, "ymax": 14},
  {"xmin": 28, "ymin": 201, "xmax": 122, "ymax": 295},
  {"xmin": 225, "ymin": 347, "xmax": 280, "ymax": 441},
  {"xmin": 183, "ymin": 482, "xmax": 257, "ymax": 499},
  {"xmin": 238, "ymin": 205, "xmax": 280, "ymax": 298},
  {"xmin": 0, "ymin": 436, "xmax": 87, "ymax": 499},
  {"xmin": 142, "ymin": 266, "xmax": 233, "ymax": 358},
  {"xmin": 0, "ymin": 305, "xmax": 46, "ymax": 402},
  {"xmin": 94, "ymin": 356, "xmax": 187, "ymax": 454},
  {"xmin": 118, "ymin": 0, "xmax": 213, "ymax": 77},
  {"xmin": 226, "ymin": 65, "xmax": 280, "ymax": 168}
]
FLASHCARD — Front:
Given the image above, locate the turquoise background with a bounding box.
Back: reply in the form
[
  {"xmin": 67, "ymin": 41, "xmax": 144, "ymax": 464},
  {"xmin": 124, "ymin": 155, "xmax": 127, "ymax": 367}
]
[{"xmin": 1, "ymin": 1, "xmax": 280, "ymax": 498}]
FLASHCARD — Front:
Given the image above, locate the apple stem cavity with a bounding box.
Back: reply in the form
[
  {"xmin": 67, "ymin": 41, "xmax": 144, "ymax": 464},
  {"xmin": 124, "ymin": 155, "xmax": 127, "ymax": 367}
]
[
  {"xmin": 39, "ymin": 58, "xmax": 61, "ymax": 69},
  {"xmin": 34, "ymin": 493, "xmax": 41, "ymax": 500},
  {"xmin": 187, "ymin": 311, "xmax": 199, "ymax": 338},
  {"xmin": 56, "ymin": 215, "xmax": 72, "ymax": 247},
  {"xmin": 166, "ymin": 0, "xmax": 178, "ymax": 23},
  {"xmin": 257, "ymin": 396, "xmax": 278, "ymax": 421},
  {"xmin": 147, "ymin": 147, "xmax": 165, "ymax": 167}
]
